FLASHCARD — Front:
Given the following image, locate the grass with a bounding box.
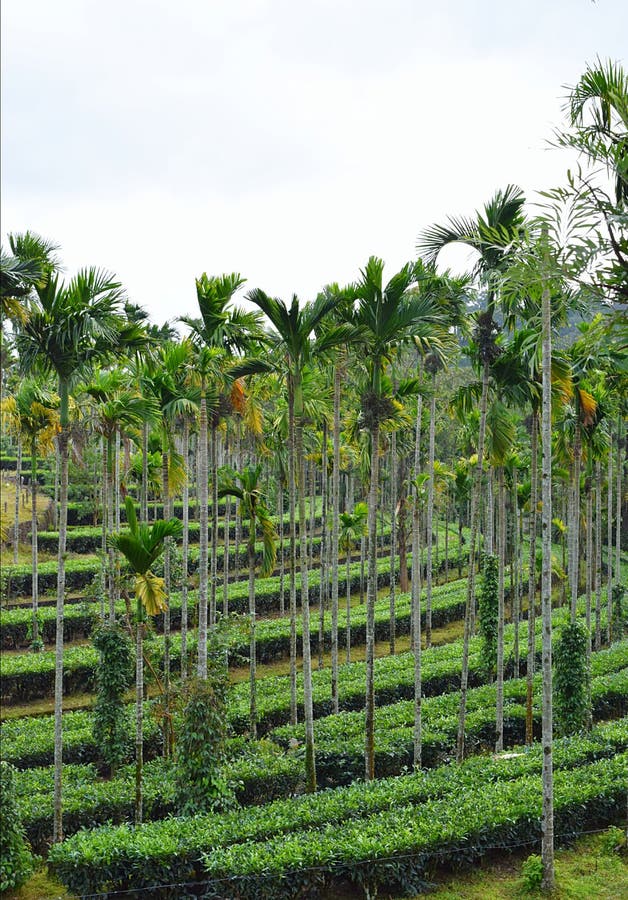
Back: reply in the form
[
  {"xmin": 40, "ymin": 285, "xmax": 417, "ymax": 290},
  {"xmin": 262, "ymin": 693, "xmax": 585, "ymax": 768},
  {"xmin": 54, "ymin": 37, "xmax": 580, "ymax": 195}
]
[
  {"xmin": 3, "ymin": 868, "xmax": 74, "ymax": 900},
  {"xmin": 423, "ymin": 833, "xmax": 628, "ymax": 899}
]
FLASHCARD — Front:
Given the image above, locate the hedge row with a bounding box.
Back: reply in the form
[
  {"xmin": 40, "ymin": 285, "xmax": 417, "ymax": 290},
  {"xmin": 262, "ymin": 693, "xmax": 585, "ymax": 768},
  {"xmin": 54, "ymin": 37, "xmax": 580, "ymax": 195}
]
[
  {"xmin": 34, "ymin": 508, "xmax": 333, "ymax": 554},
  {"xmin": 47, "ymin": 744, "xmax": 628, "ymax": 897},
  {"xmin": 269, "ymin": 653, "xmax": 628, "ymax": 783},
  {"xmin": 0, "ymin": 563, "xmax": 468, "ymax": 704},
  {"xmin": 15, "ymin": 689, "xmax": 628, "ymax": 855}
]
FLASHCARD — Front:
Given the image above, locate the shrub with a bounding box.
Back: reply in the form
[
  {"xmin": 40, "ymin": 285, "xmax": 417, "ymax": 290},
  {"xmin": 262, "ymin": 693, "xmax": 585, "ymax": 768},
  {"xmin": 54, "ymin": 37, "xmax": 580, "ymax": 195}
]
[
  {"xmin": 174, "ymin": 664, "xmax": 235, "ymax": 816},
  {"xmin": 554, "ymin": 620, "xmax": 591, "ymax": 735},
  {"xmin": 0, "ymin": 761, "xmax": 34, "ymax": 893},
  {"xmin": 521, "ymin": 854, "xmax": 543, "ymax": 892},
  {"xmin": 478, "ymin": 553, "xmax": 498, "ymax": 678},
  {"xmin": 599, "ymin": 824, "xmax": 627, "ymax": 855},
  {"xmin": 92, "ymin": 624, "xmax": 134, "ymax": 773}
]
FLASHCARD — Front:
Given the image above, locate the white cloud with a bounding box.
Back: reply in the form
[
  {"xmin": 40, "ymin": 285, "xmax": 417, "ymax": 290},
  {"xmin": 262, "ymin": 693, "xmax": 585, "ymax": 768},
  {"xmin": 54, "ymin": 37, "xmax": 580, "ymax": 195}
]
[{"xmin": 2, "ymin": 0, "xmax": 626, "ymax": 324}]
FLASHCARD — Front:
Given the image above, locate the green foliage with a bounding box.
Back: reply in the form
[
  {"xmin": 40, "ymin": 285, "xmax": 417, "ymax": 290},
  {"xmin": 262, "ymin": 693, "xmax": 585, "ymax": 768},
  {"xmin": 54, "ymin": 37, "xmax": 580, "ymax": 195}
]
[
  {"xmin": 174, "ymin": 662, "xmax": 235, "ymax": 816},
  {"xmin": 521, "ymin": 854, "xmax": 543, "ymax": 892},
  {"xmin": 477, "ymin": 553, "xmax": 499, "ymax": 678},
  {"xmin": 49, "ymin": 751, "xmax": 628, "ymax": 898},
  {"xmin": 92, "ymin": 624, "xmax": 133, "ymax": 773},
  {"xmin": 554, "ymin": 620, "xmax": 591, "ymax": 735},
  {"xmin": 612, "ymin": 584, "xmax": 626, "ymax": 639},
  {"xmin": 0, "ymin": 761, "xmax": 34, "ymax": 893},
  {"xmin": 599, "ymin": 824, "xmax": 627, "ymax": 855}
]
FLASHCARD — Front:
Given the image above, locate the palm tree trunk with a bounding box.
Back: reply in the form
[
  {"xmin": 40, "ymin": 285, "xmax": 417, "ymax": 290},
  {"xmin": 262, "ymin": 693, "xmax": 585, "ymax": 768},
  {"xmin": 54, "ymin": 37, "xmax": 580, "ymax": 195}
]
[
  {"xmin": 607, "ymin": 433, "xmax": 613, "ymax": 643},
  {"xmin": 210, "ymin": 421, "xmax": 218, "ymax": 628},
  {"xmin": 318, "ymin": 421, "xmax": 328, "ymax": 669},
  {"xmin": 278, "ymin": 481, "xmax": 285, "ymax": 616},
  {"xmin": 161, "ymin": 446, "xmax": 172, "ymax": 757},
  {"xmin": 456, "ymin": 359, "xmax": 489, "ymax": 763},
  {"xmin": 512, "ymin": 469, "xmax": 520, "ymax": 678},
  {"xmin": 53, "ymin": 437, "xmax": 59, "ymax": 530},
  {"xmin": 288, "ymin": 393, "xmax": 298, "ymax": 726},
  {"xmin": 485, "ymin": 467, "xmax": 494, "ymax": 555},
  {"xmin": 595, "ymin": 460, "xmax": 602, "ymax": 650},
  {"xmin": 197, "ymin": 387, "xmax": 209, "ymax": 679},
  {"xmin": 141, "ymin": 421, "xmax": 149, "ymax": 523},
  {"xmin": 389, "ymin": 430, "xmax": 397, "ymax": 655},
  {"xmin": 295, "ymin": 395, "xmax": 316, "ymax": 792},
  {"xmin": 223, "ymin": 434, "xmax": 231, "ymax": 618},
  {"xmin": 107, "ymin": 435, "xmax": 116, "ymax": 622},
  {"xmin": 135, "ymin": 594, "xmax": 144, "ymax": 825},
  {"xmin": 346, "ymin": 551, "xmax": 352, "ymax": 664},
  {"xmin": 614, "ymin": 416, "xmax": 622, "ymax": 610},
  {"xmin": 331, "ymin": 364, "xmax": 341, "ymax": 712},
  {"xmin": 425, "ymin": 377, "xmax": 436, "ymax": 647},
  {"xmin": 181, "ymin": 418, "xmax": 189, "ymax": 680},
  {"xmin": 365, "ymin": 419, "xmax": 380, "ymax": 781},
  {"xmin": 13, "ymin": 437, "xmax": 21, "ymax": 563},
  {"xmin": 569, "ymin": 426, "xmax": 582, "ymax": 622},
  {"xmin": 52, "ymin": 381, "xmax": 70, "ymax": 844},
  {"xmin": 30, "ymin": 439, "xmax": 40, "ymax": 647},
  {"xmin": 359, "ymin": 535, "xmax": 365, "ymax": 604},
  {"xmin": 412, "ymin": 480, "xmax": 422, "ymax": 767},
  {"xmin": 540, "ymin": 250, "xmax": 554, "ymax": 891},
  {"xmin": 248, "ymin": 537, "xmax": 257, "ymax": 739},
  {"xmin": 526, "ymin": 411, "xmax": 539, "ymax": 746},
  {"xmin": 412, "ymin": 370, "xmax": 423, "ymax": 603},
  {"xmin": 495, "ymin": 466, "xmax": 506, "ymax": 752},
  {"xmin": 398, "ymin": 456, "xmax": 409, "ymax": 593},
  {"xmin": 585, "ymin": 470, "xmax": 593, "ymax": 663}
]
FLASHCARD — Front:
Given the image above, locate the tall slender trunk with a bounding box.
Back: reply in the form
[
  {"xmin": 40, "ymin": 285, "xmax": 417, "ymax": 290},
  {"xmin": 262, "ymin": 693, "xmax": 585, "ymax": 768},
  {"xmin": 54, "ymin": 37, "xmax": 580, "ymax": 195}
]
[
  {"xmin": 288, "ymin": 396, "xmax": 298, "ymax": 725},
  {"xmin": 412, "ymin": 367, "xmax": 423, "ymax": 604},
  {"xmin": 425, "ymin": 376, "xmax": 436, "ymax": 647},
  {"xmin": 197, "ymin": 386, "xmax": 209, "ymax": 679},
  {"xmin": 585, "ymin": 470, "xmax": 593, "ymax": 664},
  {"xmin": 607, "ymin": 432, "xmax": 613, "ymax": 643},
  {"xmin": 331, "ymin": 364, "xmax": 341, "ymax": 712},
  {"xmin": 114, "ymin": 430, "xmax": 121, "ymax": 603},
  {"xmin": 248, "ymin": 535, "xmax": 257, "ymax": 738},
  {"xmin": 141, "ymin": 421, "xmax": 149, "ymax": 522},
  {"xmin": 614, "ymin": 417, "xmax": 622, "ymax": 607},
  {"xmin": 29, "ymin": 440, "xmax": 40, "ymax": 646},
  {"xmin": 495, "ymin": 466, "xmax": 506, "ymax": 752},
  {"xmin": 526, "ymin": 411, "xmax": 539, "ymax": 746},
  {"xmin": 398, "ymin": 456, "xmax": 409, "ymax": 593},
  {"xmin": 210, "ymin": 421, "xmax": 218, "ymax": 628},
  {"xmin": 278, "ymin": 481, "xmax": 285, "ymax": 616},
  {"xmin": 53, "ymin": 437, "xmax": 59, "ymax": 530},
  {"xmin": 13, "ymin": 438, "xmax": 21, "ymax": 563},
  {"xmin": 444, "ymin": 488, "xmax": 449, "ymax": 584},
  {"xmin": 346, "ymin": 550, "xmax": 352, "ymax": 664},
  {"xmin": 485, "ymin": 467, "xmax": 494, "ymax": 555},
  {"xmin": 318, "ymin": 421, "xmax": 328, "ymax": 669},
  {"xmin": 569, "ymin": 425, "xmax": 582, "ymax": 621},
  {"xmin": 359, "ymin": 535, "xmax": 365, "ymax": 604},
  {"xmin": 234, "ymin": 428, "xmax": 241, "ymax": 585},
  {"xmin": 456, "ymin": 359, "xmax": 489, "ymax": 763},
  {"xmin": 161, "ymin": 445, "xmax": 172, "ymax": 757},
  {"xmin": 107, "ymin": 435, "xmax": 116, "ymax": 621},
  {"xmin": 540, "ymin": 250, "xmax": 554, "ymax": 891},
  {"xmin": 295, "ymin": 384, "xmax": 316, "ymax": 792},
  {"xmin": 135, "ymin": 594, "xmax": 144, "ymax": 825},
  {"xmin": 365, "ymin": 419, "xmax": 380, "ymax": 781},
  {"xmin": 52, "ymin": 381, "xmax": 70, "ymax": 844},
  {"xmin": 412, "ymin": 479, "xmax": 422, "ymax": 767},
  {"xmin": 308, "ymin": 463, "xmax": 316, "ymax": 567},
  {"xmin": 595, "ymin": 460, "xmax": 602, "ymax": 650},
  {"xmin": 512, "ymin": 469, "xmax": 520, "ymax": 678},
  {"xmin": 389, "ymin": 430, "xmax": 397, "ymax": 655},
  {"xmin": 223, "ymin": 433, "xmax": 231, "ymax": 618},
  {"xmin": 181, "ymin": 418, "xmax": 190, "ymax": 680}
]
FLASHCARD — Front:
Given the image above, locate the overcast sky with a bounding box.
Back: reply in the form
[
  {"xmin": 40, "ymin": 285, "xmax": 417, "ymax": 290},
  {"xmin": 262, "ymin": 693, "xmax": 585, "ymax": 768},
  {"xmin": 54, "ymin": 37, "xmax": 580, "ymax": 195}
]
[{"xmin": 2, "ymin": 0, "xmax": 626, "ymax": 327}]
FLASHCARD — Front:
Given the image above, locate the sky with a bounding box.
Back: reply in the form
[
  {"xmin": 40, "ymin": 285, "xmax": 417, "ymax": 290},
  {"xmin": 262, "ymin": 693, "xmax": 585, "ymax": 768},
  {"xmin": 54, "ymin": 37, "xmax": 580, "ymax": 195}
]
[{"xmin": 2, "ymin": 0, "xmax": 626, "ymax": 328}]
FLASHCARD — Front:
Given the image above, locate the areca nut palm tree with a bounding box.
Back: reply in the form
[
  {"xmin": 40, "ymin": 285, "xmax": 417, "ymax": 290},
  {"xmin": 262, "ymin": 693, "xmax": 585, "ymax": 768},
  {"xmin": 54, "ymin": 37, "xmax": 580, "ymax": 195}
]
[
  {"xmin": 0, "ymin": 379, "xmax": 59, "ymax": 646},
  {"xmin": 351, "ymin": 256, "xmax": 446, "ymax": 780},
  {"xmin": 339, "ymin": 502, "xmax": 368, "ymax": 664},
  {"xmin": 15, "ymin": 262, "xmax": 143, "ymax": 843},
  {"xmin": 218, "ymin": 463, "xmax": 277, "ymax": 738},
  {"xmin": 418, "ymin": 185, "xmax": 527, "ymax": 763},
  {"xmin": 233, "ymin": 288, "xmax": 352, "ymax": 792},
  {"xmin": 82, "ymin": 369, "xmax": 160, "ymax": 621},
  {"xmin": 180, "ymin": 272, "xmax": 259, "ymax": 678},
  {"xmin": 108, "ymin": 497, "xmax": 182, "ymax": 824}
]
